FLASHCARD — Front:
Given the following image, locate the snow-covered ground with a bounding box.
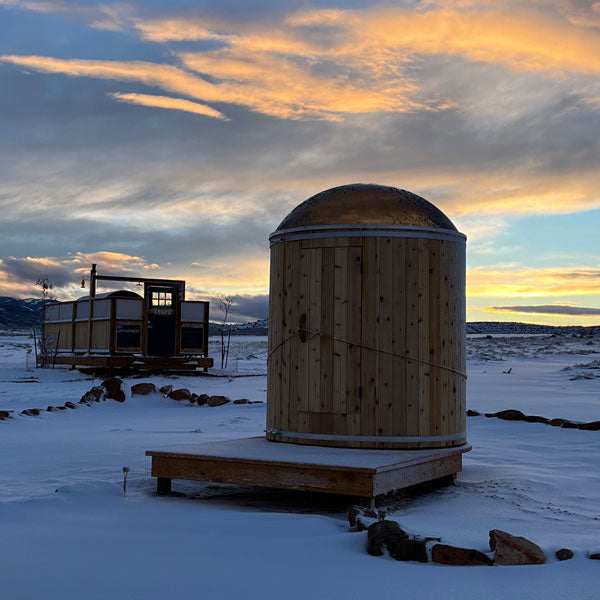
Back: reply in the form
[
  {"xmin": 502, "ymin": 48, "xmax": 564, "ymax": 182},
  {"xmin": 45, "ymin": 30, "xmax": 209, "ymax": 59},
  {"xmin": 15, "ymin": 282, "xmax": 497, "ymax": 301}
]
[{"xmin": 1, "ymin": 333, "xmax": 599, "ymax": 599}]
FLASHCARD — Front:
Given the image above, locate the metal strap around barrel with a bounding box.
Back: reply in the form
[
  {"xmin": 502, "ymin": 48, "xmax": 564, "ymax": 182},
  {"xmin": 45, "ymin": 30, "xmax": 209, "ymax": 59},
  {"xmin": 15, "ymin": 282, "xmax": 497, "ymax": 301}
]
[
  {"xmin": 265, "ymin": 429, "xmax": 466, "ymax": 444},
  {"xmin": 267, "ymin": 327, "xmax": 467, "ymax": 380}
]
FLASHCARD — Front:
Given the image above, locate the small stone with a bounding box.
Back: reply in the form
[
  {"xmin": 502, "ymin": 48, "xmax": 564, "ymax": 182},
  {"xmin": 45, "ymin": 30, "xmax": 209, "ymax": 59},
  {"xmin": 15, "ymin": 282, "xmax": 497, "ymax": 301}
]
[
  {"xmin": 89, "ymin": 386, "xmax": 105, "ymax": 401},
  {"xmin": 131, "ymin": 382, "xmax": 157, "ymax": 396},
  {"xmin": 101, "ymin": 377, "xmax": 125, "ymax": 403},
  {"xmin": 467, "ymin": 409, "xmax": 481, "ymax": 417},
  {"xmin": 208, "ymin": 395, "xmax": 230, "ymax": 407},
  {"xmin": 390, "ymin": 539, "xmax": 428, "ymax": 563},
  {"xmin": 168, "ymin": 388, "xmax": 192, "ymax": 401},
  {"xmin": 556, "ymin": 548, "xmax": 574, "ymax": 561},
  {"xmin": 64, "ymin": 402, "xmax": 77, "ymax": 409},
  {"xmin": 578, "ymin": 421, "xmax": 600, "ymax": 431},
  {"xmin": 432, "ymin": 544, "xmax": 493, "ymax": 566},
  {"xmin": 159, "ymin": 385, "xmax": 173, "ymax": 395},
  {"xmin": 523, "ymin": 415, "xmax": 549, "ymax": 424},
  {"xmin": 196, "ymin": 394, "xmax": 209, "ymax": 406},
  {"xmin": 489, "ymin": 529, "xmax": 546, "ymax": 565},
  {"xmin": 485, "ymin": 409, "xmax": 526, "ymax": 421},
  {"xmin": 347, "ymin": 505, "xmax": 378, "ymax": 530},
  {"xmin": 233, "ymin": 398, "xmax": 250, "ymax": 405},
  {"xmin": 79, "ymin": 391, "xmax": 97, "ymax": 404},
  {"xmin": 21, "ymin": 408, "xmax": 40, "ymax": 416},
  {"xmin": 367, "ymin": 520, "xmax": 408, "ymax": 556}
]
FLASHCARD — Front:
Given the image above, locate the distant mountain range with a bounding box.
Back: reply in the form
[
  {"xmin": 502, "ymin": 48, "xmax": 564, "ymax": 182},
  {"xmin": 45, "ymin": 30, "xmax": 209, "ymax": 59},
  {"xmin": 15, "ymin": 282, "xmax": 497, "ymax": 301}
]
[
  {"xmin": 0, "ymin": 297, "xmax": 597, "ymax": 335},
  {"xmin": 0, "ymin": 297, "xmax": 43, "ymax": 330}
]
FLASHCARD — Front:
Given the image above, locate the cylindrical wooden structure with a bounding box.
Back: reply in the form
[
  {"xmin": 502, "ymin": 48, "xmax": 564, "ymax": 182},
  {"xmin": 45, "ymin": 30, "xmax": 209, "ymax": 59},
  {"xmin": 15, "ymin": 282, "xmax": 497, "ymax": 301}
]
[{"xmin": 266, "ymin": 184, "xmax": 467, "ymax": 449}]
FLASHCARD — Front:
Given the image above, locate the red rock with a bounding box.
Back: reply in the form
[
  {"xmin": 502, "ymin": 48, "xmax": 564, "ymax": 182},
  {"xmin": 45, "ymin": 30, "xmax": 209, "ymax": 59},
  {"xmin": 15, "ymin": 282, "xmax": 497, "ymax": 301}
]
[
  {"xmin": 556, "ymin": 548, "xmax": 574, "ymax": 561},
  {"xmin": 485, "ymin": 409, "xmax": 526, "ymax": 421},
  {"xmin": 101, "ymin": 377, "xmax": 125, "ymax": 402},
  {"xmin": 233, "ymin": 398, "xmax": 250, "ymax": 405},
  {"xmin": 21, "ymin": 408, "xmax": 40, "ymax": 416},
  {"xmin": 347, "ymin": 505, "xmax": 378, "ymax": 530},
  {"xmin": 390, "ymin": 539, "xmax": 428, "ymax": 563},
  {"xmin": 168, "ymin": 388, "xmax": 192, "ymax": 401},
  {"xmin": 367, "ymin": 520, "xmax": 408, "ymax": 556},
  {"xmin": 131, "ymin": 382, "xmax": 157, "ymax": 396},
  {"xmin": 489, "ymin": 529, "xmax": 546, "ymax": 565},
  {"xmin": 432, "ymin": 544, "xmax": 493, "ymax": 566},
  {"xmin": 578, "ymin": 421, "xmax": 600, "ymax": 431},
  {"xmin": 208, "ymin": 395, "xmax": 230, "ymax": 407},
  {"xmin": 523, "ymin": 415, "xmax": 549, "ymax": 424},
  {"xmin": 89, "ymin": 386, "xmax": 105, "ymax": 401}
]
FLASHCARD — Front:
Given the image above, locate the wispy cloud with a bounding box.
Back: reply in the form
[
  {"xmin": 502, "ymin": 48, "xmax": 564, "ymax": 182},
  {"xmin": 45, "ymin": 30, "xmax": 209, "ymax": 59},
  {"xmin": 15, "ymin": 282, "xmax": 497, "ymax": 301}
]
[
  {"xmin": 487, "ymin": 304, "xmax": 600, "ymax": 316},
  {"xmin": 110, "ymin": 92, "xmax": 228, "ymax": 120}
]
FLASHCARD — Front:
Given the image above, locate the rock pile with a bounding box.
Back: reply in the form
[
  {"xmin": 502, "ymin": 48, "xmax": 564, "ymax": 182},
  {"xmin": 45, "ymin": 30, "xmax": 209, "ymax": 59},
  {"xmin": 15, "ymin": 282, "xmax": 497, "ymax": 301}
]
[
  {"xmin": 466, "ymin": 408, "xmax": 600, "ymax": 431},
  {"xmin": 347, "ymin": 506, "xmax": 594, "ymax": 565}
]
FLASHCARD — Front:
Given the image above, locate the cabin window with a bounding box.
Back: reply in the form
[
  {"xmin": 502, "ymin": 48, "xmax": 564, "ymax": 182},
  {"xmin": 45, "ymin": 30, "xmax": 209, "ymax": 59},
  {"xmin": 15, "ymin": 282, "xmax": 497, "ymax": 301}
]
[{"xmin": 151, "ymin": 291, "xmax": 172, "ymax": 307}]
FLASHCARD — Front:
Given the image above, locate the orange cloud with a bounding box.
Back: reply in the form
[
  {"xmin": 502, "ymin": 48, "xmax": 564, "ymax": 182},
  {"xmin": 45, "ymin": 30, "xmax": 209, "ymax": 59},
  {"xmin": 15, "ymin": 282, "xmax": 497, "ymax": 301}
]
[
  {"xmin": 467, "ymin": 265, "xmax": 600, "ymax": 297},
  {"xmin": 110, "ymin": 92, "xmax": 228, "ymax": 120}
]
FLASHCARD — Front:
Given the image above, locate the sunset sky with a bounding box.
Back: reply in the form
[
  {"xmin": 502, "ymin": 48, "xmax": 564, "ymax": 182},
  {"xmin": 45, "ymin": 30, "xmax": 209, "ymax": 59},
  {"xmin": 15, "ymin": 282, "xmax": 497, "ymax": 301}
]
[{"xmin": 0, "ymin": 0, "xmax": 599, "ymax": 323}]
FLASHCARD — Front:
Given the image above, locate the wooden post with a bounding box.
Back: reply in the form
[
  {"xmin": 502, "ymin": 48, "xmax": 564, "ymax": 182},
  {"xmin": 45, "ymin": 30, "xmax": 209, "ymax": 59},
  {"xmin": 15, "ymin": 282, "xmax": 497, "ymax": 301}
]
[{"xmin": 156, "ymin": 477, "xmax": 171, "ymax": 495}]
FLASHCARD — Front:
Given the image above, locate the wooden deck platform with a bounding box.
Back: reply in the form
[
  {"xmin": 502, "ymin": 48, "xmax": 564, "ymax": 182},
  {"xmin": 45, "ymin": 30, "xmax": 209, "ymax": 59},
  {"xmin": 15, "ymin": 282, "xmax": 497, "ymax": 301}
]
[
  {"xmin": 52, "ymin": 355, "xmax": 213, "ymax": 371},
  {"xmin": 146, "ymin": 437, "xmax": 471, "ymax": 503}
]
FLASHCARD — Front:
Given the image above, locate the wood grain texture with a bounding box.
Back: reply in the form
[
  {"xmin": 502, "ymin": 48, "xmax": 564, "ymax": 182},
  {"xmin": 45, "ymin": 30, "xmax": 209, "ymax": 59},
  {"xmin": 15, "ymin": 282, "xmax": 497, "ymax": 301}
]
[{"xmin": 267, "ymin": 231, "xmax": 466, "ymax": 449}]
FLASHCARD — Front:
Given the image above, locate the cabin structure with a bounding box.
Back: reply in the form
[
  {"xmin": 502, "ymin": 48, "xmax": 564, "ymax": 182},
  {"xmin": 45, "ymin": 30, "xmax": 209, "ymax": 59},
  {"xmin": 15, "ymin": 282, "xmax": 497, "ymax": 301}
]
[
  {"xmin": 43, "ymin": 264, "xmax": 212, "ymax": 371},
  {"xmin": 146, "ymin": 184, "xmax": 471, "ymax": 505}
]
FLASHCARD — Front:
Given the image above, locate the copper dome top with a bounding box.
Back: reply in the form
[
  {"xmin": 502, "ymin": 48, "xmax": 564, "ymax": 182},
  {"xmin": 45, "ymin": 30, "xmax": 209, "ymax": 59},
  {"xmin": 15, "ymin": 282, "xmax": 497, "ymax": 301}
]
[{"xmin": 276, "ymin": 184, "xmax": 457, "ymax": 231}]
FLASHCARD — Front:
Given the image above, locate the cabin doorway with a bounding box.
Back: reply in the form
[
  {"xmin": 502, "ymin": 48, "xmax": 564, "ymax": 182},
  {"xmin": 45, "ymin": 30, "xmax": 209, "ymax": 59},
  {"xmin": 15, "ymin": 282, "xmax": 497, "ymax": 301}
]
[{"xmin": 147, "ymin": 285, "xmax": 178, "ymax": 356}]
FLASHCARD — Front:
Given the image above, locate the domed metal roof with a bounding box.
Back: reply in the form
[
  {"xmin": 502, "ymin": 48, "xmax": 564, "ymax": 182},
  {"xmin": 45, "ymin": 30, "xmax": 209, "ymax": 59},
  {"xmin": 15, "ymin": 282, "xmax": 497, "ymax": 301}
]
[{"xmin": 276, "ymin": 184, "xmax": 457, "ymax": 231}]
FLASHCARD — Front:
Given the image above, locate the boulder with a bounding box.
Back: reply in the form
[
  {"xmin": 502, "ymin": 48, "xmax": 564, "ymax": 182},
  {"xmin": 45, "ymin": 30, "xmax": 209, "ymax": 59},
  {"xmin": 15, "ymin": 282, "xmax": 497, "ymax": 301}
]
[
  {"xmin": 131, "ymin": 382, "xmax": 157, "ymax": 396},
  {"xmin": 390, "ymin": 539, "xmax": 428, "ymax": 563},
  {"xmin": 159, "ymin": 385, "xmax": 173, "ymax": 396},
  {"xmin": 0, "ymin": 410, "xmax": 13, "ymax": 420},
  {"xmin": 467, "ymin": 409, "xmax": 481, "ymax": 417},
  {"xmin": 589, "ymin": 551, "xmax": 600, "ymax": 560},
  {"xmin": 208, "ymin": 395, "xmax": 231, "ymax": 407},
  {"xmin": 64, "ymin": 402, "xmax": 77, "ymax": 409},
  {"xmin": 233, "ymin": 398, "xmax": 250, "ymax": 405},
  {"xmin": 523, "ymin": 415, "xmax": 549, "ymax": 424},
  {"xmin": 578, "ymin": 421, "xmax": 600, "ymax": 431},
  {"xmin": 485, "ymin": 409, "xmax": 526, "ymax": 421},
  {"xmin": 197, "ymin": 394, "xmax": 209, "ymax": 406},
  {"xmin": 101, "ymin": 377, "xmax": 125, "ymax": 403},
  {"xmin": 489, "ymin": 529, "xmax": 546, "ymax": 565},
  {"xmin": 367, "ymin": 520, "xmax": 408, "ymax": 556},
  {"xmin": 549, "ymin": 418, "xmax": 569, "ymax": 427},
  {"xmin": 46, "ymin": 406, "xmax": 57, "ymax": 412},
  {"xmin": 168, "ymin": 388, "xmax": 192, "ymax": 401},
  {"xmin": 561, "ymin": 420, "xmax": 578, "ymax": 429},
  {"xmin": 347, "ymin": 505, "xmax": 378, "ymax": 531},
  {"xmin": 555, "ymin": 548, "xmax": 574, "ymax": 561},
  {"xmin": 189, "ymin": 394, "xmax": 199, "ymax": 404},
  {"xmin": 21, "ymin": 408, "xmax": 40, "ymax": 416},
  {"xmin": 249, "ymin": 400, "xmax": 264, "ymax": 404},
  {"xmin": 432, "ymin": 544, "xmax": 493, "ymax": 566},
  {"xmin": 56, "ymin": 406, "xmax": 66, "ymax": 411}
]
